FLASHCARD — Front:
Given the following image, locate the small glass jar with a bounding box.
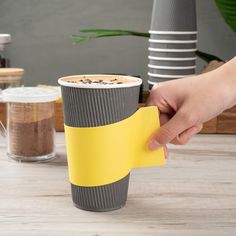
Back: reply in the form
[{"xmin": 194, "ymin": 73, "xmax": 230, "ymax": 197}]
[
  {"xmin": 0, "ymin": 34, "xmax": 11, "ymax": 68},
  {"xmin": 2, "ymin": 87, "xmax": 59, "ymax": 162},
  {"xmin": 0, "ymin": 68, "xmax": 24, "ymax": 91}
]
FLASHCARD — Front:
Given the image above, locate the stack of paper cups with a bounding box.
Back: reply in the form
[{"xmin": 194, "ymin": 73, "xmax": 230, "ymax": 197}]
[{"xmin": 148, "ymin": 0, "xmax": 197, "ymax": 87}]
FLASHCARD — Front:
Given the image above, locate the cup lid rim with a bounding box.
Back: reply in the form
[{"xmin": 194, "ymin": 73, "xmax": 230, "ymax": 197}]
[
  {"xmin": 149, "ymin": 39, "xmax": 198, "ymax": 44},
  {"xmin": 148, "ymin": 80, "xmax": 169, "ymax": 85},
  {"xmin": 58, "ymin": 74, "xmax": 142, "ymax": 89},
  {"xmin": 148, "ymin": 72, "xmax": 195, "ymax": 78},
  {"xmin": 148, "ymin": 47, "xmax": 197, "ymax": 52},
  {"xmin": 2, "ymin": 87, "xmax": 59, "ymax": 103},
  {"xmin": 148, "ymin": 64, "xmax": 196, "ymax": 70},
  {"xmin": 149, "ymin": 30, "xmax": 198, "ymax": 35},
  {"xmin": 148, "ymin": 56, "xmax": 197, "ymax": 61}
]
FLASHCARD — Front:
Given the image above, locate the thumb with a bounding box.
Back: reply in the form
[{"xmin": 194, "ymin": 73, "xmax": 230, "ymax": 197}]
[{"xmin": 148, "ymin": 111, "xmax": 193, "ymax": 150}]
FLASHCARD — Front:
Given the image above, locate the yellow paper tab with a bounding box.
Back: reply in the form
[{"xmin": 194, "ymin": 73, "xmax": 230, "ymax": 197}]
[{"xmin": 65, "ymin": 106, "xmax": 165, "ymax": 187}]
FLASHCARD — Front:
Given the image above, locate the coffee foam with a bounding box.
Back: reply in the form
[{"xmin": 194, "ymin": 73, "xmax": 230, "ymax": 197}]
[{"xmin": 58, "ymin": 75, "xmax": 142, "ymax": 88}]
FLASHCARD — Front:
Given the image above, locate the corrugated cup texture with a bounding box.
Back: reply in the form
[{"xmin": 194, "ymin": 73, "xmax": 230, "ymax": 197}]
[
  {"xmin": 148, "ymin": 75, "xmax": 184, "ymax": 83},
  {"xmin": 148, "ymin": 76, "xmax": 184, "ymax": 89},
  {"xmin": 61, "ymin": 80, "xmax": 140, "ymax": 212},
  {"xmin": 150, "ymin": 34, "xmax": 197, "ymax": 41},
  {"xmin": 151, "ymin": 0, "xmax": 197, "ymax": 31},
  {"xmin": 149, "ymin": 59, "xmax": 196, "ymax": 67},
  {"xmin": 149, "ymin": 51, "xmax": 196, "ymax": 58},
  {"xmin": 149, "ymin": 68, "xmax": 195, "ymax": 76},
  {"xmin": 62, "ymin": 86, "xmax": 140, "ymax": 127},
  {"xmin": 149, "ymin": 42, "xmax": 197, "ymax": 49},
  {"xmin": 71, "ymin": 173, "xmax": 130, "ymax": 212}
]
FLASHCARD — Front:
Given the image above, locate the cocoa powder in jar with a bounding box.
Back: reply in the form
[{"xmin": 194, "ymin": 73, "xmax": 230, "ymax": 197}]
[{"xmin": 7, "ymin": 102, "xmax": 55, "ymax": 157}]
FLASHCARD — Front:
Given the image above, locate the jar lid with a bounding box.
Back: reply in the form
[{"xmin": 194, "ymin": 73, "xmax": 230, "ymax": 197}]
[
  {"xmin": 0, "ymin": 34, "xmax": 11, "ymax": 44},
  {"xmin": 2, "ymin": 87, "xmax": 59, "ymax": 103},
  {"xmin": 0, "ymin": 68, "xmax": 24, "ymax": 78}
]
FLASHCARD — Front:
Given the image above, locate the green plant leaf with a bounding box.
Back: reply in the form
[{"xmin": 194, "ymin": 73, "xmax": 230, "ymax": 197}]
[
  {"xmin": 73, "ymin": 29, "xmax": 224, "ymax": 62},
  {"xmin": 215, "ymin": 0, "xmax": 236, "ymax": 32},
  {"xmin": 72, "ymin": 29, "xmax": 149, "ymax": 44},
  {"xmin": 196, "ymin": 50, "xmax": 225, "ymax": 63}
]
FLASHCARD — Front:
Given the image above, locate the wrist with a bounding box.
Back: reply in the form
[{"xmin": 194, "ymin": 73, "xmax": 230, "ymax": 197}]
[{"xmin": 210, "ymin": 57, "xmax": 236, "ymax": 108}]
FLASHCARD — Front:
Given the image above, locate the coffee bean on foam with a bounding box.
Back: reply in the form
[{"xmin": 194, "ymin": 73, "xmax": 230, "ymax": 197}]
[{"xmin": 63, "ymin": 76, "xmax": 137, "ymax": 85}]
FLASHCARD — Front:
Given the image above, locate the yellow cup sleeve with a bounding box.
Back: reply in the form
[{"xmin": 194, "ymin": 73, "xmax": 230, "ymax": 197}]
[{"xmin": 65, "ymin": 106, "xmax": 165, "ymax": 187}]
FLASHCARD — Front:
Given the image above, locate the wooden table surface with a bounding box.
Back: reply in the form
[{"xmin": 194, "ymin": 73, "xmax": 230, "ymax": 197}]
[{"xmin": 0, "ymin": 133, "xmax": 236, "ymax": 236}]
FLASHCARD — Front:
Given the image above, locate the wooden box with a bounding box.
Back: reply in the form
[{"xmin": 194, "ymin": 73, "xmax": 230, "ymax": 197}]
[{"xmin": 0, "ymin": 93, "xmax": 236, "ymax": 134}]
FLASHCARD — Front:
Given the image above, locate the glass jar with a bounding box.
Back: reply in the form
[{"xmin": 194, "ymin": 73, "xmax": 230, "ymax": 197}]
[
  {"xmin": 0, "ymin": 34, "xmax": 11, "ymax": 68},
  {"xmin": 0, "ymin": 68, "xmax": 24, "ymax": 91},
  {"xmin": 2, "ymin": 87, "xmax": 59, "ymax": 162}
]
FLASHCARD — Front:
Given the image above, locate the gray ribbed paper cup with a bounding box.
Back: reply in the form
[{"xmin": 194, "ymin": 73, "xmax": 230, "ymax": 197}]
[
  {"xmin": 149, "ymin": 41, "xmax": 197, "ymax": 50},
  {"xmin": 150, "ymin": 33, "xmax": 197, "ymax": 41},
  {"xmin": 150, "ymin": 0, "xmax": 197, "ymax": 31},
  {"xmin": 148, "ymin": 63, "xmax": 196, "ymax": 70},
  {"xmin": 148, "ymin": 77, "xmax": 172, "ymax": 84},
  {"xmin": 148, "ymin": 79, "xmax": 171, "ymax": 90},
  {"xmin": 149, "ymin": 56, "xmax": 197, "ymax": 67},
  {"xmin": 148, "ymin": 67, "xmax": 195, "ymax": 76},
  {"xmin": 58, "ymin": 74, "xmax": 142, "ymax": 212},
  {"xmin": 148, "ymin": 49, "xmax": 196, "ymax": 58},
  {"xmin": 148, "ymin": 72, "xmax": 187, "ymax": 81},
  {"xmin": 148, "ymin": 74, "xmax": 185, "ymax": 88},
  {"xmin": 149, "ymin": 77, "xmax": 177, "ymax": 82},
  {"xmin": 148, "ymin": 77, "xmax": 182, "ymax": 90}
]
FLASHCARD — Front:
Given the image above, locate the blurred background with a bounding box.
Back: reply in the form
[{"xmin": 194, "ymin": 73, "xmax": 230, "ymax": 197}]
[{"xmin": 0, "ymin": 0, "xmax": 235, "ymax": 88}]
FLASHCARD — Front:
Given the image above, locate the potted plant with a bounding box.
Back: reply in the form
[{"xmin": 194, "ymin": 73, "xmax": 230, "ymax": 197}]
[{"xmin": 72, "ymin": 0, "xmax": 235, "ymax": 68}]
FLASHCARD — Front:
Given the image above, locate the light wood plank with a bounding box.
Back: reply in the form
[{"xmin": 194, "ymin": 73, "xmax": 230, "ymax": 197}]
[
  {"xmin": 217, "ymin": 111, "xmax": 236, "ymax": 133},
  {"xmin": 0, "ymin": 134, "xmax": 236, "ymax": 235},
  {"xmin": 200, "ymin": 118, "xmax": 217, "ymax": 134}
]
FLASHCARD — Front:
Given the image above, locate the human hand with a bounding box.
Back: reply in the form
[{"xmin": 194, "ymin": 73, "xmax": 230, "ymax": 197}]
[{"xmin": 147, "ymin": 57, "xmax": 236, "ymax": 151}]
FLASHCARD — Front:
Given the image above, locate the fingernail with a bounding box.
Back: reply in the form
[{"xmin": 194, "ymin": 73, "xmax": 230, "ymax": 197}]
[{"xmin": 148, "ymin": 139, "xmax": 161, "ymax": 151}]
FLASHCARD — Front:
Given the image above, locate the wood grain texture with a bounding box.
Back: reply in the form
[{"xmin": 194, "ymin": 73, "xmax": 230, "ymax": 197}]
[
  {"xmin": 200, "ymin": 118, "xmax": 217, "ymax": 134},
  {"xmin": 217, "ymin": 107, "xmax": 236, "ymax": 133},
  {"xmin": 1, "ymin": 101, "xmax": 236, "ymax": 134},
  {"xmin": 0, "ymin": 133, "xmax": 236, "ymax": 235},
  {"xmin": 54, "ymin": 98, "xmax": 236, "ymax": 134}
]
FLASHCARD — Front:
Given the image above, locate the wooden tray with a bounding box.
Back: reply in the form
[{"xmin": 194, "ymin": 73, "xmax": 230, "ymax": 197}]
[{"xmin": 1, "ymin": 94, "xmax": 235, "ymax": 133}]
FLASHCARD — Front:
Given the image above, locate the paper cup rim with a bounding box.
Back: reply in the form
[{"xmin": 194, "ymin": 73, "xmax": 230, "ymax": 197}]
[
  {"xmin": 149, "ymin": 30, "xmax": 198, "ymax": 35},
  {"xmin": 148, "ymin": 80, "xmax": 169, "ymax": 85},
  {"xmin": 148, "ymin": 64, "xmax": 196, "ymax": 70},
  {"xmin": 148, "ymin": 80, "xmax": 158, "ymax": 85},
  {"xmin": 148, "ymin": 56, "xmax": 197, "ymax": 61},
  {"xmin": 58, "ymin": 74, "xmax": 142, "ymax": 89},
  {"xmin": 148, "ymin": 47, "xmax": 197, "ymax": 52},
  {"xmin": 149, "ymin": 39, "xmax": 197, "ymax": 44},
  {"xmin": 148, "ymin": 72, "xmax": 194, "ymax": 78}
]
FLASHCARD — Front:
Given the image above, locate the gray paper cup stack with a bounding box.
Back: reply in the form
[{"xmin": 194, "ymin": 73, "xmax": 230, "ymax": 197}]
[
  {"xmin": 150, "ymin": 0, "xmax": 197, "ymax": 32},
  {"xmin": 148, "ymin": 56, "xmax": 197, "ymax": 67},
  {"xmin": 148, "ymin": 48, "xmax": 197, "ymax": 58},
  {"xmin": 149, "ymin": 42, "xmax": 196, "ymax": 49},
  {"xmin": 150, "ymin": 34, "xmax": 197, "ymax": 41},
  {"xmin": 58, "ymin": 74, "xmax": 142, "ymax": 212},
  {"xmin": 148, "ymin": 0, "xmax": 197, "ymax": 87}
]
